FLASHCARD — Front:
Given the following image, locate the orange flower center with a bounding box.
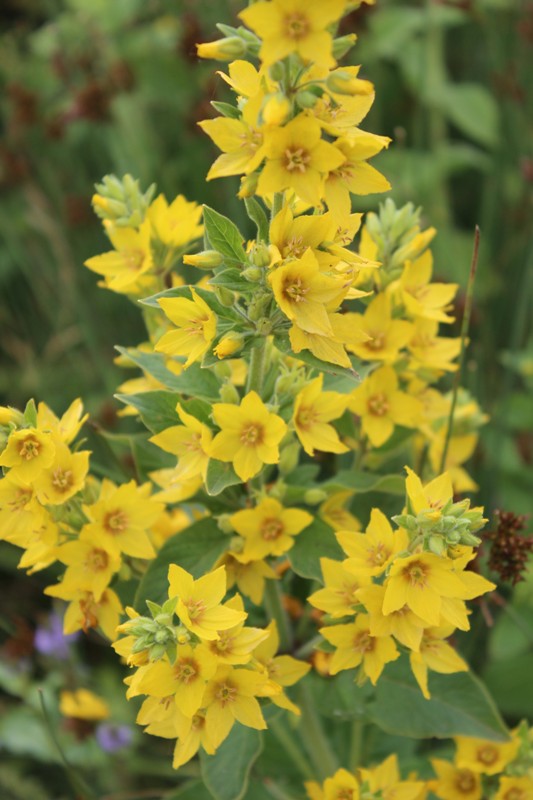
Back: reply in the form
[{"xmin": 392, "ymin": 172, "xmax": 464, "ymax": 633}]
[
  {"xmin": 367, "ymin": 542, "xmax": 389, "ymax": 567},
  {"xmin": 284, "ymin": 12, "xmax": 310, "ymax": 40},
  {"xmin": 51, "ymin": 468, "xmax": 74, "ymax": 492},
  {"xmin": 353, "ymin": 629, "xmax": 375, "ymax": 653},
  {"xmin": 122, "ymin": 248, "xmax": 144, "ymax": 272},
  {"xmin": 337, "ymin": 790, "xmax": 355, "ymax": 800},
  {"xmin": 285, "ymin": 235, "xmax": 307, "ymax": 259},
  {"xmin": 260, "ymin": 517, "xmax": 285, "ymax": 541},
  {"xmin": 240, "ymin": 423, "xmax": 264, "ymax": 446},
  {"xmin": 476, "ymin": 745, "xmax": 498, "ymax": 766},
  {"xmin": 454, "ymin": 770, "xmax": 477, "ymax": 793},
  {"xmin": 284, "ymin": 147, "xmax": 311, "ymax": 173},
  {"xmin": 18, "ymin": 435, "xmax": 41, "ymax": 460},
  {"xmin": 213, "ymin": 631, "xmax": 233, "ymax": 653},
  {"xmin": 284, "ymin": 276, "xmax": 309, "ymax": 303},
  {"xmin": 174, "ymin": 658, "xmax": 199, "ymax": 684},
  {"xmin": 296, "ymin": 405, "xmax": 318, "ymax": 430},
  {"xmin": 79, "ymin": 594, "xmax": 99, "ymax": 631},
  {"xmin": 403, "ymin": 560, "xmax": 429, "ymax": 587},
  {"xmin": 216, "ymin": 682, "xmax": 237, "ymax": 706},
  {"xmin": 185, "ymin": 598, "xmax": 206, "ymax": 621},
  {"xmin": 10, "ymin": 488, "xmax": 33, "ymax": 511},
  {"xmin": 191, "ymin": 712, "xmax": 206, "ymax": 732},
  {"xmin": 504, "ymin": 789, "xmax": 525, "ymax": 800},
  {"xmin": 185, "ymin": 432, "xmax": 202, "ymax": 452},
  {"xmin": 87, "ymin": 548, "xmax": 110, "ymax": 572},
  {"xmin": 103, "ymin": 509, "xmax": 129, "ymax": 533},
  {"xmin": 366, "ymin": 332, "xmax": 386, "ymax": 351},
  {"xmin": 367, "ymin": 393, "xmax": 389, "ymax": 417},
  {"xmin": 186, "ymin": 316, "xmax": 208, "ymax": 336}
]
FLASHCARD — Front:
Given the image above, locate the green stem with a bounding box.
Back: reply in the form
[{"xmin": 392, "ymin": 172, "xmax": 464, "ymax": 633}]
[
  {"xmin": 348, "ymin": 717, "xmax": 366, "ymax": 771},
  {"xmin": 263, "ymin": 780, "xmax": 298, "ymax": 800},
  {"xmin": 271, "ymin": 191, "xmax": 284, "ymax": 221},
  {"xmin": 294, "ymin": 634, "xmax": 322, "ymax": 660},
  {"xmin": 297, "ymin": 681, "xmax": 339, "ymax": 780},
  {"xmin": 264, "ymin": 578, "xmax": 293, "ymax": 652},
  {"xmin": 439, "ymin": 226, "xmax": 480, "ymax": 474},
  {"xmin": 246, "ymin": 338, "xmax": 268, "ymax": 397},
  {"xmin": 269, "ymin": 718, "xmax": 315, "ymax": 780}
]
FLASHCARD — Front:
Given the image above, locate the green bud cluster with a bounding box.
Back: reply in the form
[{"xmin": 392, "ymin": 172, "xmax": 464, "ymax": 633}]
[
  {"xmin": 365, "ymin": 199, "xmax": 425, "ymax": 282},
  {"xmin": 92, "ymin": 174, "xmax": 156, "ymax": 228},
  {"xmin": 122, "ymin": 597, "xmax": 184, "ymax": 664},
  {"xmin": 393, "ymin": 497, "xmax": 486, "ymax": 554}
]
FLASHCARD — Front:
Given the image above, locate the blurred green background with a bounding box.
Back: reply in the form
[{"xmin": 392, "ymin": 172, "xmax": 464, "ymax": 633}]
[{"xmin": 0, "ymin": 0, "xmax": 532, "ymax": 796}]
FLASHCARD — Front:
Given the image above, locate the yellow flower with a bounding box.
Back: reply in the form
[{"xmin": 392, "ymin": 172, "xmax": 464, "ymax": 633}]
[
  {"xmin": 257, "ymin": 115, "xmax": 345, "ymax": 206},
  {"xmin": 357, "ymin": 583, "xmax": 425, "ymax": 652},
  {"xmin": 308, "ymin": 557, "xmax": 370, "ymax": 619},
  {"xmin": 150, "ymin": 404, "xmax": 212, "ymax": 483},
  {"xmin": 323, "ymin": 769, "xmax": 360, "ymax": 800},
  {"xmin": 325, "ymin": 133, "xmax": 391, "ymax": 216},
  {"xmin": 349, "ymin": 366, "xmax": 422, "ymax": 447},
  {"xmin": 32, "ymin": 442, "xmax": 90, "ymax": 505},
  {"xmin": 382, "ymin": 552, "xmax": 477, "ymax": 627},
  {"xmin": 0, "ymin": 427, "xmax": 55, "ymax": 482},
  {"xmin": 36, "ymin": 398, "xmax": 88, "ymax": 444},
  {"xmin": 429, "ymin": 759, "xmax": 481, "ymax": 800},
  {"xmin": 147, "ymin": 194, "xmax": 203, "ymax": 249},
  {"xmin": 59, "ymin": 689, "xmax": 110, "ymax": 721},
  {"xmin": 169, "ymin": 565, "xmax": 247, "ymax": 641},
  {"xmin": 82, "ymin": 479, "xmax": 162, "ymax": 560},
  {"xmin": 409, "ymin": 626, "xmax": 468, "ymax": 699},
  {"xmin": 360, "ymin": 754, "xmax": 425, "ymax": 800},
  {"xmin": 293, "ymin": 375, "xmax": 349, "ymax": 456},
  {"xmin": 320, "ymin": 614, "xmax": 399, "ymax": 684},
  {"xmin": 207, "ymin": 596, "xmax": 270, "ymax": 665},
  {"xmin": 221, "ymin": 553, "xmax": 277, "ymax": 605},
  {"xmin": 239, "ymin": 0, "xmax": 347, "ymax": 69},
  {"xmin": 319, "ymin": 490, "xmax": 361, "ymax": 532},
  {"xmin": 405, "ymin": 467, "xmax": 453, "ymax": 521},
  {"xmin": 155, "ymin": 289, "xmax": 217, "ymax": 368},
  {"xmin": 252, "ymin": 620, "xmax": 310, "ymax": 715},
  {"xmin": 55, "ymin": 529, "xmax": 122, "ymax": 601},
  {"xmin": 289, "ymin": 311, "xmax": 367, "ymax": 368},
  {"xmin": 209, "ymin": 391, "xmax": 287, "ymax": 482},
  {"xmin": 16, "ymin": 513, "xmax": 59, "ymax": 574},
  {"xmin": 338, "ymin": 508, "xmax": 409, "ymax": 577},
  {"xmin": 454, "ymin": 735, "xmax": 520, "ymax": 776},
  {"xmin": 346, "ymin": 292, "xmax": 414, "ymax": 363},
  {"xmin": 46, "ymin": 585, "xmax": 123, "ymax": 640},
  {"xmin": 495, "ymin": 777, "xmax": 533, "ymax": 800},
  {"xmin": 408, "ymin": 319, "xmax": 460, "ymax": 374},
  {"xmin": 393, "ymin": 250, "xmax": 457, "ymax": 323},
  {"xmin": 0, "ymin": 473, "xmax": 47, "ymax": 543},
  {"xmin": 230, "ymin": 496, "xmax": 312, "ymax": 560},
  {"xmin": 130, "ymin": 644, "xmax": 218, "ymax": 718},
  {"xmin": 199, "ymin": 94, "xmax": 266, "ymax": 180},
  {"xmin": 203, "ymin": 664, "xmax": 267, "ymax": 748},
  {"xmin": 270, "ymin": 249, "xmax": 346, "ymax": 336},
  {"xmin": 172, "ymin": 708, "xmax": 217, "ymax": 769},
  {"xmin": 84, "ymin": 220, "xmax": 153, "ymax": 295}
]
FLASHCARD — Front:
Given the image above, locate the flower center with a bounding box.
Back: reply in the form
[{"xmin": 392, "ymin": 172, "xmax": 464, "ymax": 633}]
[
  {"xmin": 87, "ymin": 548, "xmax": 109, "ymax": 572},
  {"xmin": 123, "ymin": 248, "xmax": 144, "ymax": 271},
  {"xmin": 477, "ymin": 745, "xmax": 498, "ymax": 766},
  {"xmin": 213, "ymin": 631, "xmax": 233, "ymax": 653},
  {"xmin": 337, "ymin": 790, "xmax": 355, "ymax": 800},
  {"xmin": 353, "ymin": 630, "xmax": 375, "ymax": 653},
  {"xmin": 216, "ymin": 682, "xmax": 237, "ymax": 707},
  {"xmin": 367, "ymin": 393, "xmax": 389, "ymax": 417},
  {"xmin": 185, "ymin": 598, "xmax": 206, "ymax": 621},
  {"xmin": 284, "ymin": 276, "xmax": 309, "ymax": 303},
  {"xmin": 366, "ymin": 332, "xmax": 386, "ymax": 351},
  {"xmin": 10, "ymin": 488, "xmax": 33, "ymax": 511},
  {"xmin": 260, "ymin": 517, "xmax": 285, "ymax": 541},
  {"xmin": 103, "ymin": 509, "xmax": 129, "ymax": 534},
  {"xmin": 455, "ymin": 770, "xmax": 477, "ymax": 793},
  {"xmin": 504, "ymin": 789, "xmax": 525, "ymax": 800},
  {"xmin": 284, "ymin": 147, "xmax": 311, "ymax": 173},
  {"xmin": 284, "ymin": 12, "xmax": 310, "ymax": 40},
  {"xmin": 368, "ymin": 542, "xmax": 389, "ymax": 567},
  {"xmin": 51, "ymin": 468, "xmax": 74, "ymax": 492},
  {"xmin": 296, "ymin": 405, "xmax": 318, "ymax": 430},
  {"xmin": 174, "ymin": 658, "xmax": 198, "ymax": 684},
  {"xmin": 191, "ymin": 712, "xmax": 206, "ymax": 732},
  {"xmin": 285, "ymin": 235, "xmax": 307, "ymax": 259},
  {"xmin": 240, "ymin": 423, "xmax": 264, "ymax": 446},
  {"xmin": 403, "ymin": 560, "xmax": 428, "ymax": 587},
  {"xmin": 18, "ymin": 435, "xmax": 41, "ymax": 460}
]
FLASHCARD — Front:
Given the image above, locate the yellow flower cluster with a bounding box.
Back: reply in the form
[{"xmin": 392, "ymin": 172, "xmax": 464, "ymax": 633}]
[
  {"xmin": 114, "ymin": 565, "xmax": 309, "ymax": 768},
  {"xmin": 311, "ymin": 468, "xmax": 495, "ymax": 696},
  {"xmin": 305, "ymin": 753, "xmax": 425, "ymax": 800}
]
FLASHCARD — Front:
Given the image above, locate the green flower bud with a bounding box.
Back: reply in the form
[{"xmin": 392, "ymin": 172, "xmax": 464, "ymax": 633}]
[
  {"xmin": 332, "ymin": 33, "xmax": 357, "ymax": 60},
  {"xmin": 219, "ymin": 381, "xmax": 241, "ymax": 404},
  {"xmin": 214, "ymin": 286, "xmax": 235, "ymax": 307},
  {"xmin": 197, "ymin": 37, "xmax": 247, "ymax": 61},
  {"xmin": 278, "ymin": 442, "xmax": 301, "ymax": 476},
  {"xmin": 183, "ymin": 250, "xmax": 223, "ymax": 270},
  {"xmin": 242, "ymin": 266, "xmax": 264, "ymax": 282},
  {"xmin": 249, "ymin": 241, "xmax": 271, "ymax": 268},
  {"xmin": 428, "ymin": 534, "xmax": 446, "ymax": 556},
  {"xmin": 304, "ymin": 488, "xmax": 328, "ymax": 505},
  {"xmin": 217, "ymin": 514, "xmax": 234, "ymax": 534}
]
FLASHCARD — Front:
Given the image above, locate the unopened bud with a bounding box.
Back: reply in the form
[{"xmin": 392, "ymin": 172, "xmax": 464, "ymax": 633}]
[
  {"xmin": 305, "ymin": 489, "xmax": 328, "ymax": 505},
  {"xmin": 219, "ymin": 381, "xmax": 241, "ymax": 404},
  {"xmin": 268, "ymin": 62, "xmax": 285, "ymax": 82},
  {"xmin": 278, "ymin": 442, "xmax": 301, "ymax": 476},
  {"xmin": 214, "ymin": 286, "xmax": 235, "ymax": 307},
  {"xmin": 326, "ymin": 70, "xmax": 373, "ymax": 97},
  {"xmin": 183, "ymin": 250, "xmax": 223, "ymax": 270},
  {"xmin": 428, "ymin": 534, "xmax": 446, "ymax": 556},
  {"xmin": 196, "ymin": 37, "xmax": 247, "ymax": 61},
  {"xmin": 332, "ymin": 33, "xmax": 357, "ymax": 59},
  {"xmin": 262, "ymin": 93, "xmax": 291, "ymax": 126},
  {"xmin": 242, "ymin": 266, "xmax": 263, "ymax": 282},
  {"xmin": 295, "ymin": 89, "xmax": 322, "ymax": 110},
  {"xmin": 249, "ymin": 241, "xmax": 271, "ymax": 268},
  {"xmin": 238, "ymin": 172, "xmax": 259, "ymax": 199},
  {"xmin": 214, "ymin": 333, "xmax": 244, "ymax": 359},
  {"xmin": 217, "ymin": 514, "xmax": 234, "ymax": 534}
]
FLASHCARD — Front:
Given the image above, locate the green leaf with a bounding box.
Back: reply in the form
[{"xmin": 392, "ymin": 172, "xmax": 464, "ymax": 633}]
[
  {"xmin": 244, "ymin": 197, "xmax": 269, "ymax": 242},
  {"xmin": 308, "ymin": 670, "xmax": 371, "ymax": 721},
  {"xmin": 23, "ymin": 398, "xmax": 37, "ymax": 427},
  {"xmin": 288, "ymin": 518, "xmax": 343, "ymax": 581},
  {"xmin": 483, "ymin": 653, "xmax": 533, "ymax": 718},
  {"xmin": 115, "ymin": 390, "xmax": 180, "ymax": 434},
  {"xmin": 135, "ymin": 518, "xmax": 229, "ymax": 607},
  {"xmin": 211, "ymin": 101, "xmax": 241, "ymax": 119},
  {"xmin": 368, "ymin": 659, "xmax": 509, "ymax": 741},
  {"xmin": 115, "ymin": 350, "xmax": 221, "ymax": 402},
  {"xmin": 205, "ymin": 459, "xmax": 242, "ymax": 496},
  {"xmin": 203, "ymin": 205, "xmax": 248, "ymax": 267},
  {"xmin": 323, "ymin": 470, "xmax": 405, "ymax": 496},
  {"xmin": 209, "ymin": 269, "xmax": 256, "ymax": 294},
  {"xmin": 437, "ymin": 84, "xmax": 499, "ymax": 149},
  {"xmin": 200, "ymin": 724, "xmax": 263, "ymax": 800},
  {"xmin": 166, "ymin": 781, "xmax": 214, "ymax": 800}
]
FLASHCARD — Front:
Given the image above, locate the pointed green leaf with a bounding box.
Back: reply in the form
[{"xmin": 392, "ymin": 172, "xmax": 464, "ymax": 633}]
[
  {"xmin": 200, "ymin": 723, "xmax": 263, "ymax": 800},
  {"xmin": 115, "ymin": 390, "xmax": 180, "ymax": 434},
  {"xmin": 288, "ymin": 518, "xmax": 343, "ymax": 581},
  {"xmin": 205, "ymin": 459, "xmax": 242, "ymax": 496},
  {"xmin": 203, "ymin": 205, "xmax": 248, "ymax": 267}
]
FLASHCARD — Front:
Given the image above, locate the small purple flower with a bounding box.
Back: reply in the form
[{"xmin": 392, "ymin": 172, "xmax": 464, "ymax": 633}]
[
  {"xmin": 96, "ymin": 722, "xmax": 134, "ymax": 753},
  {"xmin": 34, "ymin": 612, "xmax": 79, "ymax": 659}
]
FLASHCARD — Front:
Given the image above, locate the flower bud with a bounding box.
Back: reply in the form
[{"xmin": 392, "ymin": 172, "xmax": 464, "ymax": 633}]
[
  {"xmin": 219, "ymin": 381, "xmax": 241, "ymax": 404},
  {"xmin": 305, "ymin": 488, "xmax": 328, "ymax": 505},
  {"xmin": 278, "ymin": 442, "xmax": 301, "ymax": 476},
  {"xmin": 242, "ymin": 266, "xmax": 263, "ymax": 282},
  {"xmin": 238, "ymin": 172, "xmax": 259, "ymax": 198},
  {"xmin": 262, "ymin": 93, "xmax": 291, "ymax": 126},
  {"xmin": 295, "ymin": 89, "xmax": 322, "ymax": 110},
  {"xmin": 326, "ymin": 70, "xmax": 374, "ymax": 97},
  {"xmin": 213, "ymin": 361, "xmax": 232, "ymax": 380},
  {"xmin": 183, "ymin": 250, "xmax": 223, "ymax": 270},
  {"xmin": 249, "ymin": 241, "xmax": 271, "ymax": 268},
  {"xmin": 428, "ymin": 534, "xmax": 446, "ymax": 556},
  {"xmin": 214, "ymin": 286, "xmax": 235, "ymax": 307},
  {"xmin": 332, "ymin": 33, "xmax": 357, "ymax": 59},
  {"xmin": 196, "ymin": 37, "xmax": 247, "ymax": 62},
  {"xmin": 217, "ymin": 514, "xmax": 234, "ymax": 534},
  {"xmin": 268, "ymin": 62, "xmax": 285, "ymax": 82},
  {"xmin": 214, "ymin": 333, "xmax": 244, "ymax": 359}
]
